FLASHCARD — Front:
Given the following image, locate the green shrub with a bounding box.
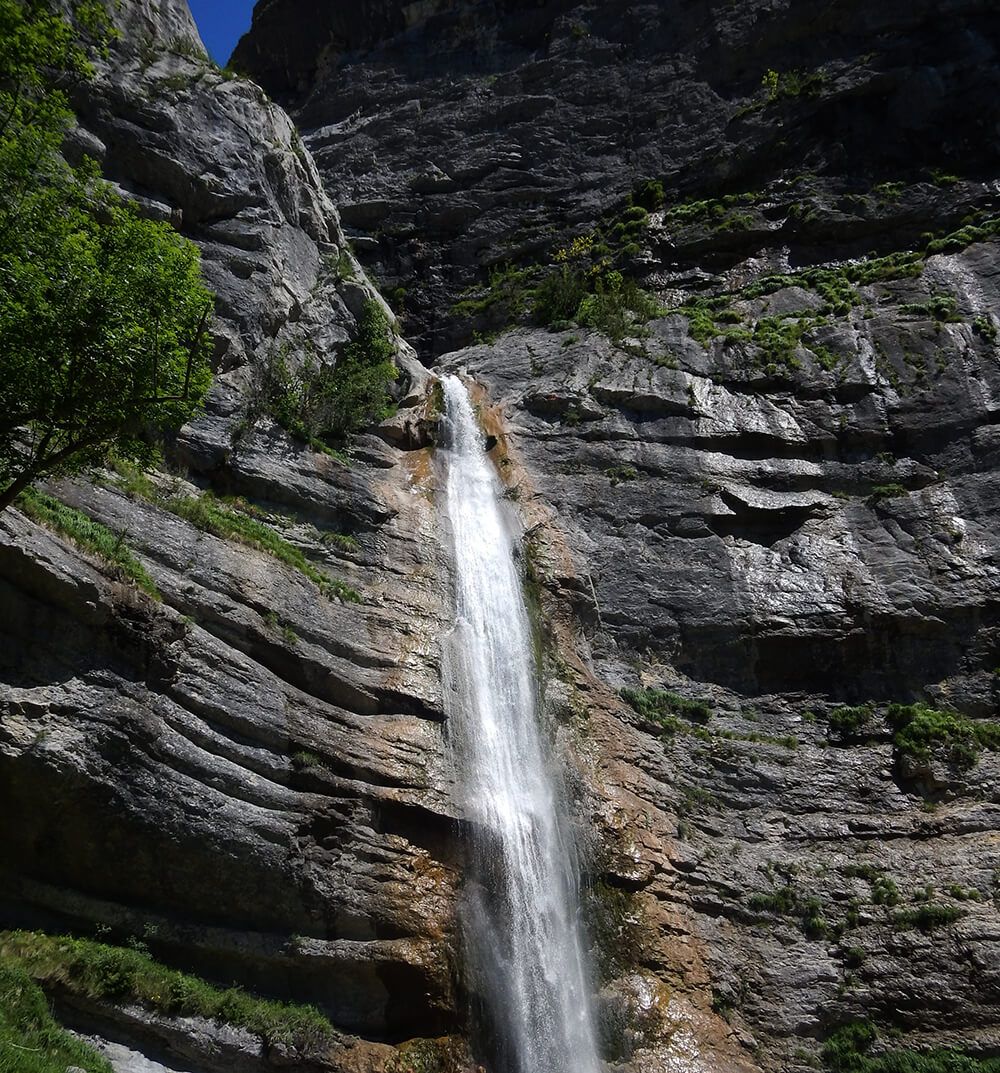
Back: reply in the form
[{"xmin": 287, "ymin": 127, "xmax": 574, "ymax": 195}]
[
  {"xmin": 532, "ymin": 264, "xmax": 590, "ymax": 326},
  {"xmin": 631, "ymin": 179, "xmax": 665, "ymax": 211},
  {"xmin": 828, "ymin": 705, "xmax": 874, "ymax": 737},
  {"xmin": 0, "ymin": 931, "xmax": 335, "ymax": 1052},
  {"xmin": 622, "ymin": 687, "xmax": 712, "ymax": 725},
  {"xmin": 0, "ymin": 960, "xmax": 112, "ymax": 1073},
  {"xmin": 17, "ymin": 487, "xmax": 160, "ymax": 598},
  {"xmin": 574, "ymin": 270, "xmax": 663, "ymax": 341},
  {"xmin": 973, "ymin": 315, "xmax": 997, "ymax": 343},
  {"xmin": 871, "ymin": 877, "xmax": 900, "ymax": 907},
  {"xmin": 260, "ymin": 300, "xmax": 397, "ymax": 448},
  {"xmin": 888, "ymin": 703, "xmax": 1000, "ymax": 768}
]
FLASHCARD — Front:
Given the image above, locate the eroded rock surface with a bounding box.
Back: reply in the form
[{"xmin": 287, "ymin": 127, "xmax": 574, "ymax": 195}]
[
  {"xmin": 0, "ymin": 2, "xmax": 461, "ymax": 1068},
  {"xmin": 4, "ymin": 0, "xmax": 1000, "ymax": 1071}
]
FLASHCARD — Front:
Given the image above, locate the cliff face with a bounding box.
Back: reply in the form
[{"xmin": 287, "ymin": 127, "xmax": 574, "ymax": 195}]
[
  {"xmin": 232, "ymin": 0, "xmax": 999, "ymax": 353},
  {"xmin": 1, "ymin": 2, "xmax": 461, "ymax": 1068},
  {"xmin": 2, "ymin": 1, "xmax": 1000, "ymax": 1073},
  {"xmin": 233, "ymin": 0, "xmax": 1000, "ymax": 1070}
]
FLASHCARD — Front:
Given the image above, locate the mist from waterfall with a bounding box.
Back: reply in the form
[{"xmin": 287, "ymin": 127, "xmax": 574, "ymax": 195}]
[{"xmin": 439, "ymin": 374, "xmax": 602, "ymax": 1073}]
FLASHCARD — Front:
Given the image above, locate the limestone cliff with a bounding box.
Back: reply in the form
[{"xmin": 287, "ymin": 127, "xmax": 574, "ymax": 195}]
[{"xmin": 1, "ymin": 1, "xmax": 1000, "ymax": 1073}]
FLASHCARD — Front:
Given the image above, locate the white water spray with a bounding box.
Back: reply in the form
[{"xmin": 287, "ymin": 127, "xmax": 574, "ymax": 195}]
[{"xmin": 439, "ymin": 375, "xmax": 602, "ymax": 1073}]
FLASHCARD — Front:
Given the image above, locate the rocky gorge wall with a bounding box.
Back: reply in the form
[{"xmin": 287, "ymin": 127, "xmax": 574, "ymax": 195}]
[{"xmin": 1, "ymin": 1, "xmax": 1000, "ymax": 1073}]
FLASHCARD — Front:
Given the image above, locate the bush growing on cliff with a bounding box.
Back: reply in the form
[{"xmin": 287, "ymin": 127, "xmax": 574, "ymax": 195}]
[
  {"xmin": 258, "ymin": 299, "xmax": 397, "ymax": 448},
  {"xmin": 888, "ymin": 703, "xmax": 1000, "ymax": 768},
  {"xmin": 0, "ymin": 0, "xmax": 215, "ymax": 511}
]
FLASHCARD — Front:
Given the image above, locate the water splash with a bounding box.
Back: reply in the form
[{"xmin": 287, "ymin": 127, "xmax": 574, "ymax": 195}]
[{"xmin": 439, "ymin": 374, "xmax": 601, "ymax": 1073}]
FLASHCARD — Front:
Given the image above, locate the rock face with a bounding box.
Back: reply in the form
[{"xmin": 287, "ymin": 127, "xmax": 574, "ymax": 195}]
[
  {"xmin": 233, "ymin": 0, "xmax": 1000, "ymax": 353},
  {"xmin": 231, "ymin": 0, "xmax": 1000, "ymax": 1069},
  {"xmin": 0, "ymin": 2, "xmax": 461, "ymax": 1068},
  {"xmin": 3, "ymin": 1, "xmax": 1000, "ymax": 1072}
]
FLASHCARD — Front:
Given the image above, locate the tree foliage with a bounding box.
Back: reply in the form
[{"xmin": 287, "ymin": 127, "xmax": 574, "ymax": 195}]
[{"xmin": 0, "ymin": 0, "xmax": 214, "ymax": 509}]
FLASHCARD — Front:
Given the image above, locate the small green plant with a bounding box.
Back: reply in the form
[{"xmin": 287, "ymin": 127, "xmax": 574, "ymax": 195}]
[
  {"xmin": 605, "ymin": 465, "xmax": 639, "ymax": 485},
  {"xmin": 866, "ymin": 483, "xmax": 908, "ymax": 505},
  {"xmin": 871, "ymin": 877, "xmax": 901, "ymax": 907},
  {"xmin": 973, "ymin": 314, "xmax": 998, "ymax": 343},
  {"xmin": 631, "ymin": 179, "xmax": 665, "ymax": 211},
  {"xmin": 17, "ymin": 487, "xmax": 160, "ymax": 598},
  {"xmin": 761, "ymin": 67, "xmax": 826, "ymax": 102},
  {"xmin": 842, "ymin": 946, "xmax": 866, "ymax": 968}
]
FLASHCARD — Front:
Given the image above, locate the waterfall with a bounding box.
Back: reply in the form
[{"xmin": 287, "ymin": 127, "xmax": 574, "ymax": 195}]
[{"xmin": 439, "ymin": 375, "xmax": 602, "ymax": 1073}]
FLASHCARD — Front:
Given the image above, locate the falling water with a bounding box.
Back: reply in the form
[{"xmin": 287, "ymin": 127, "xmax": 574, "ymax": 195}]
[{"xmin": 439, "ymin": 374, "xmax": 602, "ymax": 1073}]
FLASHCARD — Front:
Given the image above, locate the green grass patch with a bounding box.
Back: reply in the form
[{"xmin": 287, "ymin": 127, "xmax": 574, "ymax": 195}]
[
  {"xmin": 621, "ymin": 687, "xmax": 712, "ymax": 728},
  {"xmin": 899, "ymin": 294, "xmax": 962, "ymax": 322},
  {"xmin": 0, "ymin": 931, "xmax": 335, "ymax": 1052},
  {"xmin": 822, "ymin": 1021, "xmax": 1000, "ymax": 1073},
  {"xmin": 924, "ymin": 215, "xmax": 1000, "ymax": 255},
  {"xmin": 166, "ymin": 492, "xmax": 360, "ymax": 603},
  {"xmin": 16, "ymin": 487, "xmax": 160, "ymax": 598},
  {"xmin": 866, "ymin": 484, "xmax": 908, "ymax": 505},
  {"xmin": 891, "ymin": 903, "xmax": 965, "ymax": 932},
  {"xmin": 748, "ymin": 885, "xmax": 828, "ymax": 938},
  {"xmin": 0, "ymin": 960, "xmax": 112, "ymax": 1073}
]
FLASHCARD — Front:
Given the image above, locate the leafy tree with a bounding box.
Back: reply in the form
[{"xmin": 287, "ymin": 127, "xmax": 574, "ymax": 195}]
[{"xmin": 0, "ymin": 0, "xmax": 214, "ymax": 510}]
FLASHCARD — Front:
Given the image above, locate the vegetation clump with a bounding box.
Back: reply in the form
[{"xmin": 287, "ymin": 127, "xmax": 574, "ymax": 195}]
[
  {"xmin": 822, "ymin": 1021, "xmax": 1000, "ymax": 1073},
  {"xmin": 452, "ymin": 185, "xmax": 663, "ymax": 343},
  {"xmin": 891, "ymin": 903, "xmax": 965, "ymax": 932},
  {"xmin": 0, "ymin": 959, "xmax": 112, "ymax": 1073},
  {"xmin": 827, "ymin": 704, "xmax": 876, "ymax": 738},
  {"xmin": 257, "ymin": 300, "xmax": 397, "ymax": 451},
  {"xmin": 621, "ymin": 687, "xmax": 712, "ymax": 729},
  {"xmin": 0, "ymin": 930, "xmax": 336, "ymax": 1052},
  {"xmin": 887, "ymin": 703, "xmax": 1000, "ymax": 768},
  {"xmin": 748, "ymin": 885, "xmax": 828, "ymax": 938},
  {"xmin": 16, "ymin": 486, "xmax": 160, "ymax": 598}
]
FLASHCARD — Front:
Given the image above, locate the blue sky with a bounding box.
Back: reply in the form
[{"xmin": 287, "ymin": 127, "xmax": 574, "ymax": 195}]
[{"xmin": 188, "ymin": 1, "xmax": 257, "ymax": 65}]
